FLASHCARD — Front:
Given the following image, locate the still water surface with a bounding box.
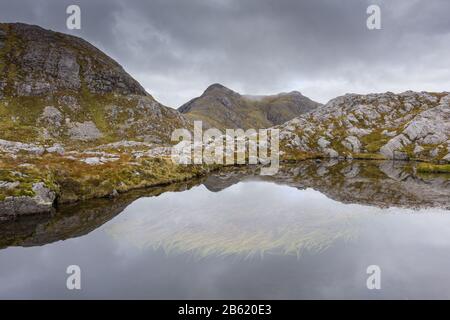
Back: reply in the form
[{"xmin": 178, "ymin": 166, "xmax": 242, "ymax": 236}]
[{"xmin": 0, "ymin": 160, "xmax": 449, "ymax": 299}]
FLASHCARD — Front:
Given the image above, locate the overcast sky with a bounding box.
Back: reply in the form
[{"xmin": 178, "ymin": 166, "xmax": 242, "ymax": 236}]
[{"xmin": 1, "ymin": 0, "xmax": 450, "ymax": 107}]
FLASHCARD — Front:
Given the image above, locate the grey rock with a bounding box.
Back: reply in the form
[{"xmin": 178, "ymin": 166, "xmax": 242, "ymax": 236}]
[
  {"xmin": 278, "ymin": 91, "xmax": 449, "ymax": 161},
  {"xmin": 323, "ymin": 148, "xmax": 339, "ymax": 158},
  {"xmin": 341, "ymin": 163, "xmax": 360, "ymax": 178},
  {"xmin": 347, "ymin": 127, "xmax": 372, "ymax": 137},
  {"xmin": 46, "ymin": 143, "xmax": 65, "ymax": 155},
  {"xmin": 81, "ymin": 156, "xmax": 119, "ymax": 165},
  {"xmin": 317, "ymin": 137, "xmax": 330, "ymax": 149},
  {"xmin": 413, "ymin": 145, "xmax": 424, "ymax": 155},
  {"xmin": 342, "ymin": 136, "xmax": 361, "ymax": 153},
  {"xmin": 0, "ymin": 181, "xmax": 20, "ymax": 189},
  {"xmin": 430, "ymin": 148, "xmax": 440, "ymax": 157},
  {"xmin": 0, "ymin": 182, "xmax": 55, "ymax": 218},
  {"xmin": 82, "ymin": 157, "xmax": 102, "ymax": 165},
  {"xmin": 380, "ymin": 134, "xmax": 411, "ymax": 159},
  {"xmin": 38, "ymin": 106, "xmax": 63, "ymax": 127},
  {"xmin": 96, "ymin": 140, "xmax": 153, "ymax": 150},
  {"xmin": 404, "ymin": 98, "xmax": 449, "ymax": 145},
  {"xmin": 443, "ymin": 153, "xmax": 450, "ymax": 162},
  {"xmin": 68, "ymin": 121, "xmax": 102, "ymax": 141},
  {"xmin": 0, "ymin": 139, "xmax": 45, "ymax": 155},
  {"xmin": 382, "ymin": 130, "xmax": 397, "ymax": 137},
  {"xmin": 32, "ymin": 182, "xmax": 55, "ymax": 205}
]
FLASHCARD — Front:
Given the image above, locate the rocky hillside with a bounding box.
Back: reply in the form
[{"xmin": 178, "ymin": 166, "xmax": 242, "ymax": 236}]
[
  {"xmin": 178, "ymin": 83, "xmax": 321, "ymax": 129},
  {"xmin": 278, "ymin": 91, "xmax": 450, "ymax": 163},
  {"xmin": 0, "ymin": 23, "xmax": 203, "ymax": 217},
  {"xmin": 0, "ymin": 23, "xmax": 188, "ymax": 146}
]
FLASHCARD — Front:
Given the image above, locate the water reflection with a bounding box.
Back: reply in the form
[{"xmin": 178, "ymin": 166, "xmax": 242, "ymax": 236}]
[
  {"xmin": 1, "ymin": 160, "xmax": 450, "ymax": 299},
  {"xmin": 108, "ymin": 183, "xmax": 364, "ymax": 258},
  {"xmin": 0, "ymin": 179, "xmax": 202, "ymax": 249},
  {"xmin": 205, "ymin": 160, "xmax": 450, "ymax": 209},
  {"xmin": 0, "ymin": 160, "xmax": 449, "ymax": 252}
]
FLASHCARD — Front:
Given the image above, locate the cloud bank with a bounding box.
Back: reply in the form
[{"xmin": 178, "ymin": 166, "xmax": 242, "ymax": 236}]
[{"xmin": 1, "ymin": 0, "xmax": 450, "ymax": 107}]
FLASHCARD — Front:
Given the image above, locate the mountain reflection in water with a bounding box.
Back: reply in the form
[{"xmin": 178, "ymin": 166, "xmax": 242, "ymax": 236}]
[
  {"xmin": 1, "ymin": 160, "xmax": 450, "ymax": 299},
  {"xmin": 1, "ymin": 160, "xmax": 448, "ymax": 255}
]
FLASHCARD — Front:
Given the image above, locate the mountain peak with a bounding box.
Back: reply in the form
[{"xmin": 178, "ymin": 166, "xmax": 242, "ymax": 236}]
[
  {"xmin": 204, "ymin": 83, "xmax": 236, "ymax": 95},
  {"xmin": 0, "ymin": 22, "xmax": 148, "ymax": 97},
  {"xmin": 0, "ymin": 22, "xmax": 187, "ymax": 145},
  {"xmin": 179, "ymin": 84, "xmax": 321, "ymax": 129}
]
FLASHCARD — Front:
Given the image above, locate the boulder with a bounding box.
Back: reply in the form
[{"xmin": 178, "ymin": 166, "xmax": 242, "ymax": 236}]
[
  {"xmin": 38, "ymin": 106, "xmax": 63, "ymax": 127},
  {"xmin": 317, "ymin": 137, "xmax": 331, "ymax": 149},
  {"xmin": 46, "ymin": 143, "xmax": 65, "ymax": 155},
  {"xmin": 323, "ymin": 148, "xmax": 339, "ymax": 158},
  {"xmin": 342, "ymin": 136, "xmax": 361, "ymax": 153},
  {"xmin": 380, "ymin": 134, "xmax": 411, "ymax": 159},
  {"xmin": 0, "ymin": 182, "xmax": 56, "ymax": 218},
  {"xmin": 68, "ymin": 121, "xmax": 102, "ymax": 141}
]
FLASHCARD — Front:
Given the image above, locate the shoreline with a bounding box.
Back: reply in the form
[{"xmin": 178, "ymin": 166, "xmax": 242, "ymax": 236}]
[{"xmin": 1, "ymin": 154, "xmax": 448, "ymax": 219}]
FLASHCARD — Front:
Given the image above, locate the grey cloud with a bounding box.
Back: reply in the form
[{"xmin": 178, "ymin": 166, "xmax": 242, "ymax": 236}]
[{"xmin": 1, "ymin": 0, "xmax": 450, "ymax": 107}]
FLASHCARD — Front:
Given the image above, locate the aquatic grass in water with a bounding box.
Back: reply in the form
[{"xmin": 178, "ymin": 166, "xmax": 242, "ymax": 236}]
[
  {"xmin": 106, "ymin": 169, "xmax": 449, "ymax": 260},
  {"xmin": 107, "ymin": 182, "xmax": 370, "ymax": 258}
]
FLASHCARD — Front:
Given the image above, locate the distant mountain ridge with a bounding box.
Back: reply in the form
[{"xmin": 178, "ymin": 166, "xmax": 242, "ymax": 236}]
[{"xmin": 178, "ymin": 83, "xmax": 322, "ymax": 129}]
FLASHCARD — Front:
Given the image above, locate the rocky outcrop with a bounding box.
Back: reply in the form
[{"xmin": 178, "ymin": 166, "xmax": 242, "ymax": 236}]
[
  {"xmin": 178, "ymin": 83, "xmax": 321, "ymax": 129},
  {"xmin": 278, "ymin": 91, "xmax": 450, "ymax": 163}
]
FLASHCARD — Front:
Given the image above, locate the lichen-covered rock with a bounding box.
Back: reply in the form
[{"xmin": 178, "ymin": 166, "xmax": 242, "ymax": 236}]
[
  {"xmin": 348, "ymin": 127, "xmax": 372, "ymax": 137},
  {"xmin": 342, "ymin": 136, "xmax": 361, "ymax": 153},
  {"xmin": 380, "ymin": 134, "xmax": 411, "ymax": 159},
  {"xmin": 403, "ymin": 100, "xmax": 449, "ymax": 144},
  {"xmin": 38, "ymin": 106, "xmax": 63, "ymax": 127},
  {"xmin": 58, "ymin": 95, "xmax": 80, "ymax": 112},
  {"xmin": 46, "ymin": 143, "xmax": 65, "ymax": 155},
  {"xmin": 81, "ymin": 156, "xmax": 119, "ymax": 165},
  {"xmin": 323, "ymin": 148, "xmax": 339, "ymax": 158},
  {"xmin": 68, "ymin": 121, "xmax": 102, "ymax": 141},
  {"xmin": 0, "ymin": 181, "xmax": 20, "ymax": 189},
  {"xmin": 0, "ymin": 182, "xmax": 55, "ymax": 218},
  {"xmin": 0, "ymin": 139, "xmax": 45, "ymax": 155},
  {"xmin": 317, "ymin": 137, "xmax": 330, "ymax": 149}
]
